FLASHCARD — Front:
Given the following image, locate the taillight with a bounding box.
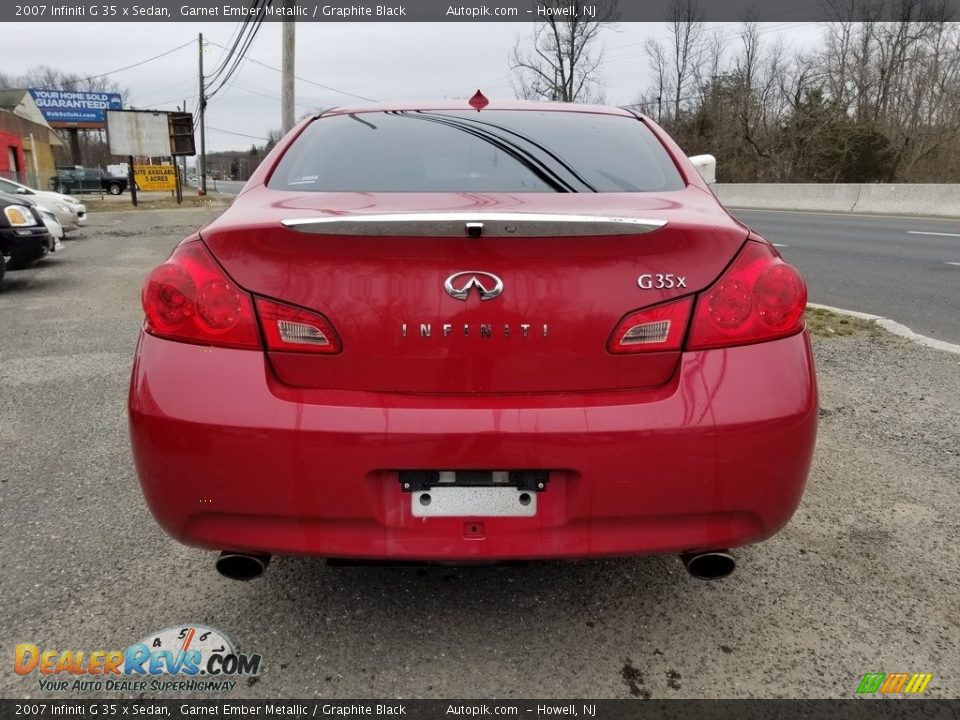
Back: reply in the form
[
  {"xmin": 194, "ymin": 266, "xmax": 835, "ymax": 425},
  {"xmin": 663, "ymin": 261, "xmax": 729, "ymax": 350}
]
[
  {"xmin": 687, "ymin": 240, "xmax": 807, "ymax": 350},
  {"xmin": 142, "ymin": 241, "xmax": 261, "ymax": 349},
  {"xmin": 255, "ymin": 298, "xmax": 342, "ymax": 354},
  {"xmin": 608, "ymin": 297, "xmax": 693, "ymax": 354}
]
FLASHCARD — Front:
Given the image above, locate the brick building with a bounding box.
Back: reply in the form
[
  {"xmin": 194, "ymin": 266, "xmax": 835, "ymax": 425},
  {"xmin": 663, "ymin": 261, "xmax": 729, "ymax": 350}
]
[{"xmin": 0, "ymin": 89, "xmax": 64, "ymax": 189}]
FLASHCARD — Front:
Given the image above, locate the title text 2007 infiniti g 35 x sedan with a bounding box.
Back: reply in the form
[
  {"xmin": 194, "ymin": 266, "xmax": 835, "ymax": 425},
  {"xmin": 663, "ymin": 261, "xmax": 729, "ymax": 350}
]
[{"xmin": 128, "ymin": 98, "xmax": 817, "ymax": 581}]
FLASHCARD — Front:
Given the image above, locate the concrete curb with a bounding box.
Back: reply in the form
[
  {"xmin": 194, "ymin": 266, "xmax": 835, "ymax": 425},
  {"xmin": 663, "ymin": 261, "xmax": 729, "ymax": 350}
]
[
  {"xmin": 715, "ymin": 183, "xmax": 960, "ymax": 219},
  {"xmin": 808, "ymin": 303, "xmax": 960, "ymax": 356}
]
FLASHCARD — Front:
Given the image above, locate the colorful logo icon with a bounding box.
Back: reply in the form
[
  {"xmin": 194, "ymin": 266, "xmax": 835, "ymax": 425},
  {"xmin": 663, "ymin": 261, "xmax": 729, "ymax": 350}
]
[{"xmin": 856, "ymin": 673, "xmax": 933, "ymax": 694}]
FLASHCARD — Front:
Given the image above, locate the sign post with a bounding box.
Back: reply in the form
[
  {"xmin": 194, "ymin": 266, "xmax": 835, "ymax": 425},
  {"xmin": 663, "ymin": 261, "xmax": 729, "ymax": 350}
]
[{"xmin": 128, "ymin": 156, "xmax": 137, "ymax": 208}]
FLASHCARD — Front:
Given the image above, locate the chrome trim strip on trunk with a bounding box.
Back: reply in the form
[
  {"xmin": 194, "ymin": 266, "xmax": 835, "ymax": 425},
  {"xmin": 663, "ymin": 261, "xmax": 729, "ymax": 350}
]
[{"xmin": 280, "ymin": 212, "xmax": 668, "ymax": 237}]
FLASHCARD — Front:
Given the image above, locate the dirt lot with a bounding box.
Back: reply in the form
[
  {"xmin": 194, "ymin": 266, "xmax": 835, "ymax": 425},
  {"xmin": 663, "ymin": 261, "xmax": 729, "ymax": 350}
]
[{"xmin": 1, "ymin": 207, "xmax": 957, "ymax": 699}]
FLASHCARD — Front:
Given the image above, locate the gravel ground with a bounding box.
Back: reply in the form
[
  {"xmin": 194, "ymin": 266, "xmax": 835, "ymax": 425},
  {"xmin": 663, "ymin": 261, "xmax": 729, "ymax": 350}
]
[{"xmin": 0, "ymin": 208, "xmax": 957, "ymax": 700}]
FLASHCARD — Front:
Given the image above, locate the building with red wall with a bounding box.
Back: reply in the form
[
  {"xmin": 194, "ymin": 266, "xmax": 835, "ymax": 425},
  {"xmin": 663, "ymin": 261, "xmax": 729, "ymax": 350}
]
[{"xmin": 0, "ymin": 89, "xmax": 63, "ymax": 188}]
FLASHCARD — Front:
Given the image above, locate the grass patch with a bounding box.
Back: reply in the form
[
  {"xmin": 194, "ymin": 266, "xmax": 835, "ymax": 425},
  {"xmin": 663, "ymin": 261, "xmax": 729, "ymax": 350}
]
[
  {"xmin": 82, "ymin": 197, "xmax": 228, "ymax": 213},
  {"xmin": 805, "ymin": 307, "xmax": 878, "ymax": 337}
]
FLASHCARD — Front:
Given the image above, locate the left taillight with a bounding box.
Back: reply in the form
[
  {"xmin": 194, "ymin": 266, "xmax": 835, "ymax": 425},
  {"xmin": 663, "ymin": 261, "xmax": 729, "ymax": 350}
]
[{"xmin": 142, "ymin": 241, "xmax": 261, "ymax": 350}]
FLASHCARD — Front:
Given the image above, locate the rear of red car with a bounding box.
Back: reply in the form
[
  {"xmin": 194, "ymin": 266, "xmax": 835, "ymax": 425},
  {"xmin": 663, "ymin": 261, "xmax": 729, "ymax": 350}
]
[{"xmin": 128, "ymin": 102, "xmax": 816, "ymax": 577}]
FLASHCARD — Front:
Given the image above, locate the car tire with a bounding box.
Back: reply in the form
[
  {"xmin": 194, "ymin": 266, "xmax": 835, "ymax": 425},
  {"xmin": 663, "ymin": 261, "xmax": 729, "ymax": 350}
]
[
  {"xmin": 56, "ymin": 184, "xmax": 67, "ymax": 194},
  {"xmin": 0, "ymin": 255, "xmax": 6, "ymax": 288},
  {"xmin": 107, "ymin": 183, "xmax": 122, "ymax": 195}
]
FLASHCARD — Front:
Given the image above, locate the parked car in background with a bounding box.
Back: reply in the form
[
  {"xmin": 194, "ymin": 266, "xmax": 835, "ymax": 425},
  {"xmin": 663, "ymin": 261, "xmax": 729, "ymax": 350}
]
[
  {"xmin": 34, "ymin": 203, "xmax": 64, "ymax": 253},
  {"xmin": 129, "ymin": 99, "xmax": 817, "ymax": 583},
  {"xmin": 0, "ymin": 176, "xmax": 87, "ymax": 233},
  {"xmin": 52, "ymin": 167, "xmax": 128, "ymax": 196},
  {"xmin": 0, "ymin": 193, "xmax": 55, "ymax": 278},
  {"xmin": 7, "ymin": 193, "xmax": 60, "ymax": 255}
]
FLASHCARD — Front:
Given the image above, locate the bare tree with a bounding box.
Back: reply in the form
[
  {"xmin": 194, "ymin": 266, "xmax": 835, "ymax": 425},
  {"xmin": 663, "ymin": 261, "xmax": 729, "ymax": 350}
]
[
  {"xmin": 642, "ymin": 0, "xmax": 707, "ymax": 122},
  {"xmin": 667, "ymin": 0, "xmax": 706, "ymax": 119},
  {"xmin": 510, "ymin": 0, "xmax": 619, "ymax": 103}
]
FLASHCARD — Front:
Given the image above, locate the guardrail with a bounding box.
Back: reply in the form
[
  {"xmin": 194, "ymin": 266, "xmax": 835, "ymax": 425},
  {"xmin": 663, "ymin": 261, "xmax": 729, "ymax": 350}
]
[{"xmin": 713, "ymin": 184, "xmax": 960, "ymax": 218}]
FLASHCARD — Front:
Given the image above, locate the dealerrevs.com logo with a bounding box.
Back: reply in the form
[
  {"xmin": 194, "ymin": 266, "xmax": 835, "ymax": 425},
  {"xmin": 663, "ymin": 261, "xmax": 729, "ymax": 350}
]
[{"xmin": 14, "ymin": 625, "xmax": 261, "ymax": 693}]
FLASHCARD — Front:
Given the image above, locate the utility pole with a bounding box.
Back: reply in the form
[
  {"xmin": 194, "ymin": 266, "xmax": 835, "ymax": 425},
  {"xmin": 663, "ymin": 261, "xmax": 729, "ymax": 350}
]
[
  {"xmin": 181, "ymin": 100, "xmax": 189, "ymax": 189},
  {"xmin": 281, "ymin": 17, "xmax": 295, "ymax": 134},
  {"xmin": 198, "ymin": 32, "xmax": 208, "ymax": 195}
]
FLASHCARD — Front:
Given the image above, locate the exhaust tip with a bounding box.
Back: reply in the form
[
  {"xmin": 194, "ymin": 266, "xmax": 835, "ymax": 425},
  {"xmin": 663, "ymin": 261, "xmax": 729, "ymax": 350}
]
[
  {"xmin": 216, "ymin": 551, "xmax": 270, "ymax": 581},
  {"xmin": 681, "ymin": 550, "xmax": 735, "ymax": 580}
]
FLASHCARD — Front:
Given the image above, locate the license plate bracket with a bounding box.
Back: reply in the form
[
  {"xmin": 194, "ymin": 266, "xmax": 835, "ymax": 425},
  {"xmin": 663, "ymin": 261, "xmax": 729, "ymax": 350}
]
[{"xmin": 398, "ymin": 469, "xmax": 549, "ymax": 493}]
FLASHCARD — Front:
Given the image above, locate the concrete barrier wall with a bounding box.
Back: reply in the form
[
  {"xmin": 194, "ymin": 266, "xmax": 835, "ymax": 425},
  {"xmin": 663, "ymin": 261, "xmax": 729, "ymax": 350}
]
[{"xmin": 713, "ymin": 183, "xmax": 960, "ymax": 218}]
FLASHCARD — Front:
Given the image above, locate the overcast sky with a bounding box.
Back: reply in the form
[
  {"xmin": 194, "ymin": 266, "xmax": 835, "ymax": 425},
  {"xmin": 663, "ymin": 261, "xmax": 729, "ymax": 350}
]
[{"xmin": 10, "ymin": 22, "xmax": 822, "ymax": 152}]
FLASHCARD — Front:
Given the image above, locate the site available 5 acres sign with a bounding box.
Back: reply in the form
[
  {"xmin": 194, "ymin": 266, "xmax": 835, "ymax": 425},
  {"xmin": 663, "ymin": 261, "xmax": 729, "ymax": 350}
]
[
  {"xmin": 29, "ymin": 89, "xmax": 123, "ymax": 128},
  {"xmin": 135, "ymin": 165, "xmax": 176, "ymax": 191}
]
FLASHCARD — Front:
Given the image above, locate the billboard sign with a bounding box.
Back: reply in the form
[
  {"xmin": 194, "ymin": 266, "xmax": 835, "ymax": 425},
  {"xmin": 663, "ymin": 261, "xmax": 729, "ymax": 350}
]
[
  {"xmin": 106, "ymin": 110, "xmax": 172, "ymax": 157},
  {"xmin": 28, "ymin": 89, "xmax": 123, "ymax": 129}
]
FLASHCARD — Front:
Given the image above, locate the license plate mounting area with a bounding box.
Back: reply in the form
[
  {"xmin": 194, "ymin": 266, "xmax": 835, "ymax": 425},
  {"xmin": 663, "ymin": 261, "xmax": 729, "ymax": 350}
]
[
  {"xmin": 398, "ymin": 470, "xmax": 550, "ymax": 518},
  {"xmin": 398, "ymin": 470, "xmax": 549, "ymax": 493}
]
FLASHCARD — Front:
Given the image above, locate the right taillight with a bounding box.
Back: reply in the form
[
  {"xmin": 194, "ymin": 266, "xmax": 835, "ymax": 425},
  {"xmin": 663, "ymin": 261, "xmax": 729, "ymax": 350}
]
[{"xmin": 687, "ymin": 240, "xmax": 807, "ymax": 350}]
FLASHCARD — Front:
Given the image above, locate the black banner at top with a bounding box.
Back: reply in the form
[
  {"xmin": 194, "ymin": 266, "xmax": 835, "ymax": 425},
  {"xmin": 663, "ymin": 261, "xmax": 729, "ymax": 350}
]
[{"xmin": 4, "ymin": 0, "xmax": 959, "ymax": 22}]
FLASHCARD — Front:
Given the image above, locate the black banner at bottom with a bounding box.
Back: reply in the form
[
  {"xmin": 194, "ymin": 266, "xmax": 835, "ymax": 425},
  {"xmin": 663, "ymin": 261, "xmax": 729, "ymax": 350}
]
[{"xmin": 3, "ymin": 700, "xmax": 960, "ymax": 720}]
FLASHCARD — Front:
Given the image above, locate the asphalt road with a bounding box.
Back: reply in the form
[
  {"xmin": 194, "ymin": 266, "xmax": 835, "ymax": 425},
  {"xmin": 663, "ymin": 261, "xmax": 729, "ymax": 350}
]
[
  {"xmin": 207, "ymin": 179, "xmax": 246, "ymax": 197},
  {"xmin": 729, "ymin": 209, "xmax": 960, "ymax": 344},
  {"xmin": 1, "ymin": 208, "xmax": 958, "ymax": 700}
]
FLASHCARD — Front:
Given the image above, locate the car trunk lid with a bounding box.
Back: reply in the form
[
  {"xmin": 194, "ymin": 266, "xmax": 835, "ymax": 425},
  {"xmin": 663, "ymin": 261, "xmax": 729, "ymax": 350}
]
[{"xmin": 201, "ymin": 189, "xmax": 747, "ymax": 394}]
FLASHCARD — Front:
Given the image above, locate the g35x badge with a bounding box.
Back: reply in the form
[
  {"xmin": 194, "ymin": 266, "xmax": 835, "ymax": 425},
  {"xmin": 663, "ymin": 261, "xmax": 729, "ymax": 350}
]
[{"xmin": 638, "ymin": 273, "xmax": 687, "ymax": 289}]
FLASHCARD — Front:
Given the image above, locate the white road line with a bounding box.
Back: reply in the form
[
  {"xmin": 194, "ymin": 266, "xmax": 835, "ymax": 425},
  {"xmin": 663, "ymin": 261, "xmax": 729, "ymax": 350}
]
[
  {"xmin": 773, "ymin": 243, "xmax": 789, "ymax": 248},
  {"xmin": 946, "ymin": 262, "xmax": 960, "ymax": 266},
  {"xmin": 908, "ymin": 230, "xmax": 960, "ymax": 238},
  {"xmin": 731, "ymin": 207, "xmax": 960, "ymax": 221}
]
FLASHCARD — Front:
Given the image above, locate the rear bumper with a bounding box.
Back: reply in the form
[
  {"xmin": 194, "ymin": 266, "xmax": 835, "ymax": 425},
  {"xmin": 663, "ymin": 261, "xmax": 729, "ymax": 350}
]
[
  {"xmin": 58, "ymin": 212, "xmax": 80, "ymax": 232},
  {"xmin": 129, "ymin": 331, "xmax": 817, "ymax": 561}
]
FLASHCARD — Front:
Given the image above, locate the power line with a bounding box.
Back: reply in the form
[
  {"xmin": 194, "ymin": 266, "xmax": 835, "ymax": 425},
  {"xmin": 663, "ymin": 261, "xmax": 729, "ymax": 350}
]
[
  {"xmin": 205, "ymin": 16, "xmax": 252, "ymax": 86},
  {"xmin": 231, "ymin": 79, "xmax": 323, "ymax": 111},
  {"xmin": 206, "ymin": 126, "xmax": 270, "ymax": 141},
  {"xmin": 76, "ymin": 40, "xmax": 195, "ymax": 84},
  {"xmin": 206, "ymin": 39, "xmax": 378, "ymax": 103},
  {"xmin": 206, "ymin": 3, "xmax": 269, "ymax": 100},
  {"xmin": 128, "ymin": 77, "xmax": 197, "ymax": 106}
]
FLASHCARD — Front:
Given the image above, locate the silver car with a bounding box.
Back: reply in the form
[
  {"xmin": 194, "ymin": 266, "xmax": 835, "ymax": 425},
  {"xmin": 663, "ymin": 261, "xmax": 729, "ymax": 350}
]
[{"xmin": 0, "ymin": 176, "xmax": 86, "ymax": 233}]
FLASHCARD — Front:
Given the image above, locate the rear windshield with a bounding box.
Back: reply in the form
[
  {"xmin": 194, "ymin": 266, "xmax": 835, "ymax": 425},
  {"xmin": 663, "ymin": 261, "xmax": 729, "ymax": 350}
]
[{"xmin": 267, "ymin": 110, "xmax": 684, "ymax": 193}]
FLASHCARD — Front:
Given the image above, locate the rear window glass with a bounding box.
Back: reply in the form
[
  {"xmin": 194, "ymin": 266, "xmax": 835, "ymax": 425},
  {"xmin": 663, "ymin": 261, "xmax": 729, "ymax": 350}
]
[{"xmin": 267, "ymin": 110, "xmax": 684, "ymax": 193}]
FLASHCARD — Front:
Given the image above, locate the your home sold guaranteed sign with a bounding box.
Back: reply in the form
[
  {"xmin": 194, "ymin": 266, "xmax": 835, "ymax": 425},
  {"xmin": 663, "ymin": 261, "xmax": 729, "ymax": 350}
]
[{"xmin": 28, "ymin": 89, "xmax": 122, "ymax": 128}]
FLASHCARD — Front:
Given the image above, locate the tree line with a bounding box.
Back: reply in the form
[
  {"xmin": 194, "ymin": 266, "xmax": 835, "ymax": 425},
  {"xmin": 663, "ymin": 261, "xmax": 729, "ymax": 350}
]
[{"xmin": 511, "ymin": 0, "xmax": 960, "ymax": 183}]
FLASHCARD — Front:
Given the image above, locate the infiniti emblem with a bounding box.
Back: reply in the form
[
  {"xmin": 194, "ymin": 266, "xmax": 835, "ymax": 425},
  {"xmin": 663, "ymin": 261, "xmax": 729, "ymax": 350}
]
[{"xmin": 444, "ymin": 271, "xmax": 504, "ymax": 301}]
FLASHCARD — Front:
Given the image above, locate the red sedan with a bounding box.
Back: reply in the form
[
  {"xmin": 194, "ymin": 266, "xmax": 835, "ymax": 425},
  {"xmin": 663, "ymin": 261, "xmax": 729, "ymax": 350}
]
[{"xmin": 128, "ymin": 99, "xmax": 816, "ymax": 581}]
